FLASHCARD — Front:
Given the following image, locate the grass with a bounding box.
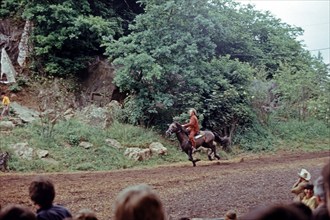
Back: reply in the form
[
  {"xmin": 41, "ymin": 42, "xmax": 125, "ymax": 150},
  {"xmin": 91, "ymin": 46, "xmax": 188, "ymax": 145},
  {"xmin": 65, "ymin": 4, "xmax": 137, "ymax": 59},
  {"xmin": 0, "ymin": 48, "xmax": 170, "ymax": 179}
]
[{"xmin": 1, "ymin": 118, "xmax": 329, "ymax": 172}]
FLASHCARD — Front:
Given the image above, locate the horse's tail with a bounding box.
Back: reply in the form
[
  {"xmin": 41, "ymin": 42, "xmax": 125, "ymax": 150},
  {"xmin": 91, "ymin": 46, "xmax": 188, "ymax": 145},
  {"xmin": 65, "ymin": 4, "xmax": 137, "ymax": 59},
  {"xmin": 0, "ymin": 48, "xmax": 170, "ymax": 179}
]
[{"xmin": 213, "ymin": 132, "xmax": 231, "ymax": 152}]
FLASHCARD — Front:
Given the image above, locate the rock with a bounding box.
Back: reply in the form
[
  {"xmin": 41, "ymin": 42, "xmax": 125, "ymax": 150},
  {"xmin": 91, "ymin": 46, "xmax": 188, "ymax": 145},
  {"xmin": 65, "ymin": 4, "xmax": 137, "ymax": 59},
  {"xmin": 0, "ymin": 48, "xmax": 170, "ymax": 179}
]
[
  {"xmin": 9, "ymin": 143, "xmax": 33, "ymax": 160},
  {"xmin": 41, "ymin": 158, "xmax": 59, "ymax": 166},
  {"xmin": 10, "ymin": 102, "xmax": 39, "ymax": 123},
  {"xmin": 149, "ymin": 142, "xmax": 168, "ymax": 155},
  {"xmin": 105, "ymin": 138, "xmax": 123, "ymax": 149},
  {"xmin": 124, "ymin": 148, "xmax": 152, "ymax": 161},
  {"xmin": 36, "ymin": 149, "xmax": 49, "ymax": 158},
  {"xmin": 17, "ymin": 20, "xmax": 32, "ymax": 68},
  {"xmin": 75, "ymin": 105, "xmax": 108, "ymax": 127},
  {"xmin": 0, "ymin": 121, "xmax": 15, "ymax": 130},
  {"xmin": 79, "ymin": 141, "xmax": 93, "ymax": 149},
  {"xmin": 1, "ymin": 48, "xmax": 17, "ymax": 83}
]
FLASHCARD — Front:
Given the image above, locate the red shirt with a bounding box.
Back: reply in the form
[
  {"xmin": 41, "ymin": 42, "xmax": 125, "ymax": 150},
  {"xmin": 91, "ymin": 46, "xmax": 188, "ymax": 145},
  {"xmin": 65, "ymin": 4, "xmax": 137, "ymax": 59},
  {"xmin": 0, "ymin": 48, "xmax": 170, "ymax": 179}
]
[{"xmin": 185, "ymin": 115, "xmax": 199, "ymax": 132}]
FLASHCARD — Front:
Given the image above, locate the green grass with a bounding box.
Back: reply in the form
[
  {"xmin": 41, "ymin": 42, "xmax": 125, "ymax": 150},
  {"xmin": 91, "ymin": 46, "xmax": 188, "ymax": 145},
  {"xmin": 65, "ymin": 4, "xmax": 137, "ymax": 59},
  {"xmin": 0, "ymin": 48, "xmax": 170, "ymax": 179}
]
[
  {"xmin": 1, "ymin": 118, "xmax": 328, "ymax": 172},
  {"xmin": 0, "ymin": 119, "xmax": 189, "ymax": 172}
]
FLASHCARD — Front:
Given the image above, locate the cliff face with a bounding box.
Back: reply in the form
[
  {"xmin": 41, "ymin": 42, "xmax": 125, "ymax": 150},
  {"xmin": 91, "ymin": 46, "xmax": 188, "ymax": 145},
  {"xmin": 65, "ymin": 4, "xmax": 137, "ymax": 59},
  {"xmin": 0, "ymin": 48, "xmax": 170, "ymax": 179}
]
[
  {"xmin": 0, "ymin": 18, "xmax": 124, "ymax": 108},
  {"xmin": 0, "ymin": 19, "xmax": 25, "ymax": 67}
]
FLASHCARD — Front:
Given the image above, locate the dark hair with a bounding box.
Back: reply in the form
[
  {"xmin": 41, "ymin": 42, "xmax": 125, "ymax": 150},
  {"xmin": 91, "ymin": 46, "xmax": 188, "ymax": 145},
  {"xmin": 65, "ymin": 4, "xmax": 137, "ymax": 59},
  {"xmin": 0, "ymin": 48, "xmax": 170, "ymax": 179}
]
[
  {"xmin": 29, "ymin": 176, "xmax": 55, "ymax": 208},
  {"xmin": 304, "ymin": 183, "xmax": 314, "ymax": 190},
  {"xmin": 1, "ymin": 92, "xmax": 5, "ymax": 96},
  {"xmin": 241, "ymin": 203, "xmax": 309, "ymax": 220},
  {"xmin": 0, "ymin": 205, "xmax": 36, "ymax": 220},
  {"xmin": 288, "ymin": 202, "xmax": 312, "ymax": 219}
]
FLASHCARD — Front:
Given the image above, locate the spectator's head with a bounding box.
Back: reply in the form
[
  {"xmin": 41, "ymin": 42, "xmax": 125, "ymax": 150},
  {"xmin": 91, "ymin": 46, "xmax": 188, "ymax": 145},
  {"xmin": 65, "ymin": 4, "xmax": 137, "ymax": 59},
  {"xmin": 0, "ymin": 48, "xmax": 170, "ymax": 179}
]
[
  {"xmin": 304, "ymin": 183, "xmax": 314, "ymax": 198},
  {"xmin": 114, "ymin": 184, "xmax": 166, "ymax": 220},
  {"xmin": 314, "ymin": 176, "xmax": 326, "ymax": 203},
  {"xmin": 0, "ymin": 205, "xmax": 36, "ymax": 220},
  {"xmin": 288, "ymin": 202, "xmax": 312, "ymax": 219},
  {"xmin": 29, "ymin": 176, "xmax": 55, "ymax": 208},
  {"xmin": 75, "ymin": 209, "xmax": 98, "ymax": 220},
  {"xmin": 298, "ymin": 168, "xmax": 311, "ymax": 181},
  {"xmin": 241, "ymin": 203, "xmax": 310, "ymax": 220},
  {"xmin": 225, "ymin": 210, "xmax": 237, "ymax": 220},
  {"xmin": 321, "ymin": 161, "xmax": 330, "ymax": 215},
  {"xmin": 1, "ymin": 92, "xmax": 5, "ymax": 98}
]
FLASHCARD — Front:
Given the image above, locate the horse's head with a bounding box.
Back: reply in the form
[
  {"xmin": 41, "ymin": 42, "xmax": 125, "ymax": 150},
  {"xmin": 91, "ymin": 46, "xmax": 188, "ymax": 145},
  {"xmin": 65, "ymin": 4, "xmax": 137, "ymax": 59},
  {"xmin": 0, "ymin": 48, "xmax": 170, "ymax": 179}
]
[{"xmin": 166, "ymin": 122, "xmax": 182, "ymax": 136}]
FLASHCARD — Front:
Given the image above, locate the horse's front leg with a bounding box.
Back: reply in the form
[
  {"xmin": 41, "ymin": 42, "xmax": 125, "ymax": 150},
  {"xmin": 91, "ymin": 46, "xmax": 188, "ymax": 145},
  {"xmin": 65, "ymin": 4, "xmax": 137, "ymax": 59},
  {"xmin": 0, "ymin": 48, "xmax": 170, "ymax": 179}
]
[{"xmin": 187, "ymin": 149, "xmax": 200, "ymax": 167}]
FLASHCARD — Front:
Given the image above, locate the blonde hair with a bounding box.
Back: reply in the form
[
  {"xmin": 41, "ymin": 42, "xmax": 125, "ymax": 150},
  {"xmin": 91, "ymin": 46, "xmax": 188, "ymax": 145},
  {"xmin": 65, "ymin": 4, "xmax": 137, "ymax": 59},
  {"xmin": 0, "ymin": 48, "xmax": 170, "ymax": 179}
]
[
  {"xmin": 75, "ymin": 209, "xmax": 98, "ymax": 220},
  {"xmin": 188, "ymin": 108, "xmax": 197, "ymax": 116},
  {"xmin": 114, "ymin": 184, "xmax": 165, "ymax": 220}
]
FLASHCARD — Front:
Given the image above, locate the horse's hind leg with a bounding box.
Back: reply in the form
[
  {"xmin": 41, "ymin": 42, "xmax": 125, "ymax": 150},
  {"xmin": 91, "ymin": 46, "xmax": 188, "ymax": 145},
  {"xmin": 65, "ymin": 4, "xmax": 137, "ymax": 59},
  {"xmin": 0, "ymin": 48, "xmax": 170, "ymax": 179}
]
[
  {"xmin": 212, "ymin": 144, "xmax": 221, "ymax": 160},
  {"xmin": 202, "ymin": 143, "xmax": 214, "ymax": 161}
]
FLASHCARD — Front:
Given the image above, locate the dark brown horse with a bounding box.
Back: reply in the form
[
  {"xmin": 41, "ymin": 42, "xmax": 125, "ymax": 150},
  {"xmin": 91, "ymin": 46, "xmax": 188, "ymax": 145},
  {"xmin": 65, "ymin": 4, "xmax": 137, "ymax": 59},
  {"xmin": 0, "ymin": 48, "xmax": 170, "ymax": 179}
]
[{"xmin": 166, "ymin": 122, "xmax": 222, "ymax": 166}]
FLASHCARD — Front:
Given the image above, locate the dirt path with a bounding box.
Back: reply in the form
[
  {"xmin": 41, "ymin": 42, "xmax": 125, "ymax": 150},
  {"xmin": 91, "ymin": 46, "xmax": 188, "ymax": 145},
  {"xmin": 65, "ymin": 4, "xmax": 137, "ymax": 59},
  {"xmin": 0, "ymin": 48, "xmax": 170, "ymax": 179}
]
[{"xmin": 1, "ymin": 151, "xmax": 329, "ymax": 219}]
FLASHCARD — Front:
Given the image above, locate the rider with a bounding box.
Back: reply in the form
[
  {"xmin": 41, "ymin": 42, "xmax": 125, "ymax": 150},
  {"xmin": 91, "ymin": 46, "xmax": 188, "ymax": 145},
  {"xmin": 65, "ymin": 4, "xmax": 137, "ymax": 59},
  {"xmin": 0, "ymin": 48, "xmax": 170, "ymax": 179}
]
[{"xmin": 183, "ymin": 108, "xmax": 200, "ymax": 152}]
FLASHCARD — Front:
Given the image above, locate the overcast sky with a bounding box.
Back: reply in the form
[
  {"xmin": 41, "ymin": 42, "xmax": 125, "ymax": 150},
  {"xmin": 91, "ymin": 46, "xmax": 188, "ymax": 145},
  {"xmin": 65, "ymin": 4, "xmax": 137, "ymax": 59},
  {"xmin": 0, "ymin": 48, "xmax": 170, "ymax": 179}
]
[{"xmin": 235, "ymin": 0, "xmax": 330, "ymax": 65}]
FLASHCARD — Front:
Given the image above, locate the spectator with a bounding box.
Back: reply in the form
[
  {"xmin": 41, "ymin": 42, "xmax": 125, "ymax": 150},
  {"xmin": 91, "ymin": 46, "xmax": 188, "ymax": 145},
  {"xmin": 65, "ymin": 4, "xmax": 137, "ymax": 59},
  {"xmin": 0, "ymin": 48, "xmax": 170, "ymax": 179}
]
[
  {"xmin": 225, "ymin": 210, "xmax": 237, "ymax": 220},
  {"xmin": 29, "ymin": 176, "xmax": 72, "ymax": 220},
  {"xmin": 292, "ymin": 168, "xmax": 311, "ymax": 202},
  {"xmin": 114, "ymin": 184, "xmax": 166, "ymax": 220},
  {"xmin": 0, "ymin": 204, "xmax": 36, "ymax": 220},
  {"xmin": 302, "ymin": 183, "xmax": 318, "ymax": 210},
  {"xmin": 289, "ymin": 202, "xmax": 313, "ymax": 219},
  {"xmin": 241, "ymin": 203, "xmax": 310, "ymax": 220},
  {"xmin": 74, "ymin": 209, "xmax": 98, "ymax": 220},
  {"xmin": 0, "ymin": 92, "xmax": 10, "ymax": 120},
  {"xmin": 321, "ymin": 162, "xmax": 330, "ymax": 217},
  {"xmin": 311, "ymin": 175, "xmax": 330, "ymax": 220}
]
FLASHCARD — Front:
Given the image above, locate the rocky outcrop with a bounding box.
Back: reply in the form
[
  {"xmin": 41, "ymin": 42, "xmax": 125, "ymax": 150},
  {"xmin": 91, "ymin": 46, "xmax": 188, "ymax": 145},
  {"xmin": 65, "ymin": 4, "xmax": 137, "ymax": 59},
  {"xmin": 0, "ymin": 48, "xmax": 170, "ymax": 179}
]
[
  {"xmin": 124, "ymin": 148, "xmax": 152, "ymax": 161},
  {"xmin": 10, "ymin": 101, "xmax": 39, "ymax": 123},
  {"xmin": 149, "ymin": 142, "xmax": 168, "ymax": 155},
  {"xmin": 9, "ymin": 143, "xmax": 33, "ymax": 160},
  {"xmin": 17, "ymin": 20, "xmax": 32, "ymax": 68},
  {"xmin": 1, "ymin": 47, "xmax": 16, "ymax": 82},
  {"xmin": 105, "ymin": 138, "xmax": 123, "ymax": 149},
  {"xmin": 79, "ymin": 59, "xmax": 125, "ymax": 107}
]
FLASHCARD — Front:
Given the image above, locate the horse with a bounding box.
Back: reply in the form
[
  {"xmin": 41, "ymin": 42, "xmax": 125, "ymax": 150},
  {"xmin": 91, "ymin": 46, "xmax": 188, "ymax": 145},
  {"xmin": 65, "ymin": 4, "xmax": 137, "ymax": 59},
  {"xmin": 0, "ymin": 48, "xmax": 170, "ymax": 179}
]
[{"xmin": 166, "ymin": 122, "xmax": 222, "ymax": 166}]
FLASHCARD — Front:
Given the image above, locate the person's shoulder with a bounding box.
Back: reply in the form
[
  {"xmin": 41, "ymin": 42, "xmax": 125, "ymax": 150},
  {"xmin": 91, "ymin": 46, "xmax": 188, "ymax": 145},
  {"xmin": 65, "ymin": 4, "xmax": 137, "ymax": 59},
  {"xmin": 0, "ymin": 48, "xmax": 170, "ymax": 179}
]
[{"xmin": 53, "ymin": 204, "xmax": 71, "ymax": 211}]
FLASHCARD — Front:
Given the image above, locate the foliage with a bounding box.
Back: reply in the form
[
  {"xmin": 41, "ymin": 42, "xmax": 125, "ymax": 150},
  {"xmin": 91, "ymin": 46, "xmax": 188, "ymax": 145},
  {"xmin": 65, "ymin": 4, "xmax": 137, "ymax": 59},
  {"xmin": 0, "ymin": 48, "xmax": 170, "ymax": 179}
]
[
  {"xmin": 1, "ymin": 0, "xmax": 143, "ymax": 77},
  {"xmin": 273, "ymin": 55, "xmax": 330, "ymax": 123}
]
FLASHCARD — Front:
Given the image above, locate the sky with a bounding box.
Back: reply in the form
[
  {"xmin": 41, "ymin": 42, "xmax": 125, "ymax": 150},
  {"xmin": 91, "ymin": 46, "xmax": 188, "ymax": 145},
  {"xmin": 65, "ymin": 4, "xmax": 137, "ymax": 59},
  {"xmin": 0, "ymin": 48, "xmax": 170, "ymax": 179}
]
[{"xmin": 235, "ymin": 0, "xmax": 330, "ymax": 65}]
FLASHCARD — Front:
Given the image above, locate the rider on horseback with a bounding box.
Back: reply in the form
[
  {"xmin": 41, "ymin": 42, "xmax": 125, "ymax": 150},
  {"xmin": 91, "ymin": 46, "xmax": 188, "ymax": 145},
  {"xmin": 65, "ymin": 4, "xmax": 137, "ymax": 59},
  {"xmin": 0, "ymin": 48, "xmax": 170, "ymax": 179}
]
[{"xmin": 183, "ymin": 108, "xmax": 200, "ymax": 152}]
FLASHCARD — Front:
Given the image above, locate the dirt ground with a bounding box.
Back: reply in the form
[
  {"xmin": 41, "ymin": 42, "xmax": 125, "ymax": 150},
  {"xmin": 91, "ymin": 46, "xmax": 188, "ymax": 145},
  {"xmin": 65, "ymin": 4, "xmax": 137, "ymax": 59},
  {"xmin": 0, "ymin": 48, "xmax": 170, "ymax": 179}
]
[{"xmin": 0, "ymin": 150, "xmax": 329, "ymax": 220}]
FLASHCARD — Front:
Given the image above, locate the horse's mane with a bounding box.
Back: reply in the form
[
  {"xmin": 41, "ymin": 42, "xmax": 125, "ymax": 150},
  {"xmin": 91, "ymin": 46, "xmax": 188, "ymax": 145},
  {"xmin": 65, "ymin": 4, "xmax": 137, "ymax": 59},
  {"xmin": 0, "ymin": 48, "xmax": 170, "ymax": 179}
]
[{"xmin": 173, "ymin": 121, "xmax": 188, "ymax": 134}]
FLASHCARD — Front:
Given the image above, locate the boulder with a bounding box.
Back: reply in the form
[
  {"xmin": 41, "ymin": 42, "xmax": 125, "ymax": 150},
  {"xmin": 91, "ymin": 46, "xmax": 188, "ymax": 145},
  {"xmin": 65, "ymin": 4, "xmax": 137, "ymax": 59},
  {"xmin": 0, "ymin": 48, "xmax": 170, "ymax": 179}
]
[
  {"xmin": 10, "ymin": 102, "xmax": 39, "ymax": 123},
  {"xmin": 36, "ymin": 149, "xmax": 49, "ymax": 158},
  {"xmin": 9, "ymin": 143, "xmax": 33, "ymax": 160},
  {"xmin": 0, "ymin": 121, "xmax": 15, "ymax": 130},
  {"xmin": 105, "ymin": 138, "xmax": 123, "ymax": 149},
  {"xmin": 149, "ymin": 142, "xmax": 168, "ymax": 156},
  {"xmin": 41, "ymin": 158, "xmax": 59, "ymax": 166},
  {"xmin": 79, "ymin": 141, "xmax": 93, "ymax": 149},
  {"xmin": 124, "ymin": 148, "xmax": 152, "ymax": 161}
]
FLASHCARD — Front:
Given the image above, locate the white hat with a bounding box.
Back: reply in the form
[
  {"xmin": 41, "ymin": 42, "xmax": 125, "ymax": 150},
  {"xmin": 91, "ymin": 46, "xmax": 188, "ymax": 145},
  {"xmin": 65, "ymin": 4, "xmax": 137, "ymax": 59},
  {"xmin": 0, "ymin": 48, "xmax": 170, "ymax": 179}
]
[{"xmin": 298, "ymin": 168, "xmax": 311, "ymax": 181}]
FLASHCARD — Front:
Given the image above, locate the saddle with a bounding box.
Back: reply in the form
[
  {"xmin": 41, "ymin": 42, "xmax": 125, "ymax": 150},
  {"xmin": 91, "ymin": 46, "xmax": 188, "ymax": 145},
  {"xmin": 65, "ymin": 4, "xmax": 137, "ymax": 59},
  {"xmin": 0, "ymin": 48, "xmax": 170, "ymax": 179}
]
[{"xmin": 194, "ymin": 131, "xmax": 205, "ymax": 140}]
